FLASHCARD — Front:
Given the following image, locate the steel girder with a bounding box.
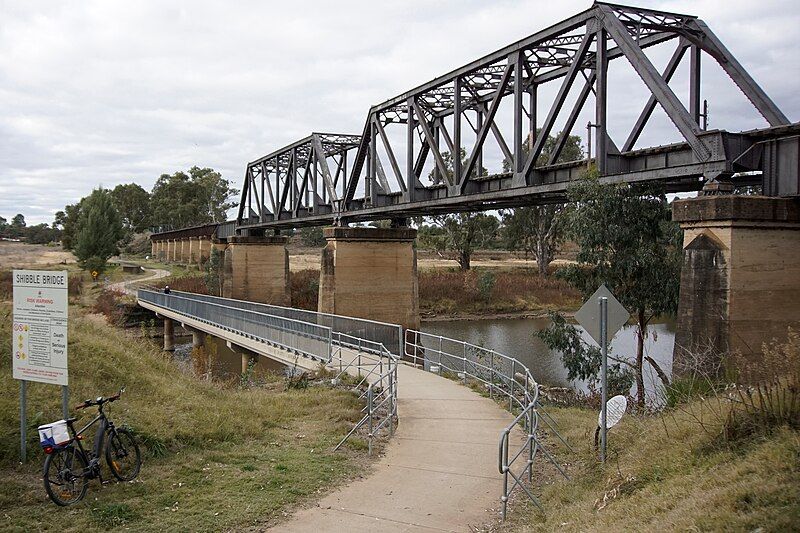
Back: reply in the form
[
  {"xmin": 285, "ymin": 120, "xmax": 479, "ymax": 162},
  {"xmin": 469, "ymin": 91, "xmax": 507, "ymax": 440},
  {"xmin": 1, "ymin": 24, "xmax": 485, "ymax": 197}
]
[{"xmin": 236, "ymin": 1, "xmax": 793, "ymax": 231}]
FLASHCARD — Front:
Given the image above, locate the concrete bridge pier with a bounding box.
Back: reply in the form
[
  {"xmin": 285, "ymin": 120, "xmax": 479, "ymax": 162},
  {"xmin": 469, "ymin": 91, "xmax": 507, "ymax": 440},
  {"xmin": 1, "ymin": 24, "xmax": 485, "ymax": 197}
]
[
  {"xmin": 221, "ymin": 235, "xmax": 289, "ymax": 305},
  {"xmin": 318, "ymin": 226, "xmax": 419, "ymax": 332},
  {"xmin": 672, "ymin": 195, "xmax": 800, "ymax": 375},
  {"xmin": 163, "ymin": 317, "xmax": 175, "ymax": 352}
]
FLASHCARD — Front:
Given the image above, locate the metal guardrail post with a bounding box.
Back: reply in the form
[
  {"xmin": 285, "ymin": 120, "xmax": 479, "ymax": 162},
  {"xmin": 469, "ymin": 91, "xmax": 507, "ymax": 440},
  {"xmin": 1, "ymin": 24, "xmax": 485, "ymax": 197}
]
[
  {"xmin": 509, "ymin": 360, "xmax": 515, "ymax": 411},
  {"xmin": 367, "ymin": 386, "xmax": 374, "ymax": 456}
]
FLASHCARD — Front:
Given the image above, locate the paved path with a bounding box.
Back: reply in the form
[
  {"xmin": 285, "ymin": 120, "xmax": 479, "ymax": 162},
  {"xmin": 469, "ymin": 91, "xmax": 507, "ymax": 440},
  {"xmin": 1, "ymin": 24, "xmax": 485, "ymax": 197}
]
[
  {"xmin": 275, "ymin": 363, "xmax": 522, "ymax": 532},
  {"xmin": 109, "ymin": 267, "xmax": 170, "ymax": 296}
]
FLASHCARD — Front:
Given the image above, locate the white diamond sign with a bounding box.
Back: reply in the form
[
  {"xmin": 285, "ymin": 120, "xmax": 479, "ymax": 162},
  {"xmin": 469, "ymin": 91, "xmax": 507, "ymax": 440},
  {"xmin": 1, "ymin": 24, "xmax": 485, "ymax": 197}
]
[{"xmin": 574, "ymin": 284, "xmax": 630, "ymax": 347}]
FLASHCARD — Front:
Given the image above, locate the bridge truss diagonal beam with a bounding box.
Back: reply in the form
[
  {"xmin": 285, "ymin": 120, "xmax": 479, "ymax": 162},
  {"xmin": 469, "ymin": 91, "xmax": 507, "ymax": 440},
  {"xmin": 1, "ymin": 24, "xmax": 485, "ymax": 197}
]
[{"xmin": 236, "ymin": 1, "xmax": 794, "ymax": 232}]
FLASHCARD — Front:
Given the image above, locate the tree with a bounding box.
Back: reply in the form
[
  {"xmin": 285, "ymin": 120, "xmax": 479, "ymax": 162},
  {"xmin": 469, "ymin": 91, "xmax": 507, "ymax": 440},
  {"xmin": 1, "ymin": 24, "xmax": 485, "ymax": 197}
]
[
  {"xmin": 150, "ymin": 167, "xmax": 238, "ymax": 230},
  {"xmin": 8, "ymin": 214, "xmax": 26, "ymax": 238},
  {"xmin": 501, "ymin": 129, "xmax": 582, "ymax": 277},
  {"xmin": 541, "ymin": 172, "xmax": 681, "ymax": 407},
  {"xmin": 0, "ymin": 216, "xmax": 7, "ymax": 237},
  {"xmin": 421, "ymin": 149, "xmax": 497, "ymax": 270},
  {"xmin": 110, "ymin": 183, "xmax": 151, "ymax": 233},
  {"xmin": 25, "ymin": 223, "xmax": 60, "ymax": 244},
  {"xmin": 73, "ymin": 189, "xmax": 124, "ymax": 273},
  {"xmin": 298, "ymin": 227, "xmax": 325, "ymax": 247},
  {"xmin": 426, "ymin": 213, "xmax": 499, "ymax": 270},
  {"xmin": 56, "ymin": 201, "xmax": 85, "ymax": 250}
]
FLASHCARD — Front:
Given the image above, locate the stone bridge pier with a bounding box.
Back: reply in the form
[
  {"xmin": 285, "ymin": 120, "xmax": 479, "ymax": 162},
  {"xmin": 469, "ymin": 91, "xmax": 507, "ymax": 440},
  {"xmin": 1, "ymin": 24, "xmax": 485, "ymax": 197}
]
[
  {"xmin": 317, "ymin": 226, "xmax": 420, "ymax": 332},
  {"xmin": 221, "ymin": 235, "xmax": 290, "ymax": 306},
  {"xmin": 673, "ymin": 195, "xmax": 800, "ymax": 375}
]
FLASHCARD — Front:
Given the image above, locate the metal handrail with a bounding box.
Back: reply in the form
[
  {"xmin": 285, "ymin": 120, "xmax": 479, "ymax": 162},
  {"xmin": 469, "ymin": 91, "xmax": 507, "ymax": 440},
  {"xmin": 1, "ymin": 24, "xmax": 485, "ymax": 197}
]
[
  {"xmin": 137, "ymin": 288, "xmax": 398, "ymax": 456},
  {"xmin": 404, "ymin": 329, "xmax": 570, "ymax": 520},
  {"xmin": 153, "ymin": 289, "xmax": 404, "ymax": 358}
]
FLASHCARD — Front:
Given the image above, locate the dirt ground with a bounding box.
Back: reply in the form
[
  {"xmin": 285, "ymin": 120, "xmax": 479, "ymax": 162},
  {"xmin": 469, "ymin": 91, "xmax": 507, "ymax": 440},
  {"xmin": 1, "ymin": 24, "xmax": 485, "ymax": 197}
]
[
  {"xmin": 0, "ymin": 241, "xmax": 76, "ymax": 269},
  {"xmin": 287, "ymin": 246, "xmax": 572, "ymax": 272}
]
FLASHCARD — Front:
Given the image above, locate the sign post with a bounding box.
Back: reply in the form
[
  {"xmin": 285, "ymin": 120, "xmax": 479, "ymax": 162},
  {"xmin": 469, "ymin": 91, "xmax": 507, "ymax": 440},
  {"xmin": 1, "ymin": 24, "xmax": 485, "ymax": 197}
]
[
  {"xmin": 574, "ymin": 284, "xmax": 629, "ymax": 463},
  {"xmin": 12, "ymin": 270, "xmax": 69, "ymax": 462}
]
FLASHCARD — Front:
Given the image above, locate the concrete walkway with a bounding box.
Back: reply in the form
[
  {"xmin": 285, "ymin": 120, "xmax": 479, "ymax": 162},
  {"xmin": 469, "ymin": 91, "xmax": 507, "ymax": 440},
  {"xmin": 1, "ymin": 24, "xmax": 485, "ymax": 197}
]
[
  {"xmin": 275, "ymin": 363, "xmax": 522, "ymax": 532},
  {"xmin": 109, "ymin": 267, "xmax": 170, "ymax": 296}
]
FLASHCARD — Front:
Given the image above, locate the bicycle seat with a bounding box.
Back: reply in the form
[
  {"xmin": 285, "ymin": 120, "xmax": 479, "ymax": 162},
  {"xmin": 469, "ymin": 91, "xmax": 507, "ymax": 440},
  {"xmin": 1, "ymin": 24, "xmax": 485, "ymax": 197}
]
[{"xmin": 66, "ymin": 417, "xmax": 78, "ymax": 423}]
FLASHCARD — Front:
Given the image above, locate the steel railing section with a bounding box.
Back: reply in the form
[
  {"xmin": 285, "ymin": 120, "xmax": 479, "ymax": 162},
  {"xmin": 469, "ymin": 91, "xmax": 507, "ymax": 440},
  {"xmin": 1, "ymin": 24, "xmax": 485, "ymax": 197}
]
[
  {"xmin": 138, "ymin": 289, "xmax": 333, "ymax": 362},
  {"xmin": 137, "ymin": 288, "xmax": 398, "ymax": 455},
  {"xmin": 330, "ymin": 332, "xmax": 398, "ymax": 455},
  {"xmin": 158, "ymin": 290, "xmax": 404, "ymax": 358},
  {"xmin": 404, "ymin": 329, "xmax": 570, "ymax": 519}
]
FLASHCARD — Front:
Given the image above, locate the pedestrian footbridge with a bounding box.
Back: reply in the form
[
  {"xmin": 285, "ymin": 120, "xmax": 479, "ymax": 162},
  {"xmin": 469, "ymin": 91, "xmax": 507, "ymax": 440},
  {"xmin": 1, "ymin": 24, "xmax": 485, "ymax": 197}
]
[{"xmin": 136, "ymin": 288, "xmax": 570, "ymax": 528}]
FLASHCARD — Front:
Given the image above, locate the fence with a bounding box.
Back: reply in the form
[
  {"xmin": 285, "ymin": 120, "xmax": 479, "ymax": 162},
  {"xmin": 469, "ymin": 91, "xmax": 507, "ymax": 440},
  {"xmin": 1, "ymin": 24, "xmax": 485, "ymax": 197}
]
[
  {"xmin": 404, "ymin": 329, "xmax": 570, "ymax": 519},
  {"xmin": 138, "ymin": 288, "xmax": 397, "ymax": 453},
  {"xmin": 160, "ymin": 290, "xmax": 404, "ymax": 358}
]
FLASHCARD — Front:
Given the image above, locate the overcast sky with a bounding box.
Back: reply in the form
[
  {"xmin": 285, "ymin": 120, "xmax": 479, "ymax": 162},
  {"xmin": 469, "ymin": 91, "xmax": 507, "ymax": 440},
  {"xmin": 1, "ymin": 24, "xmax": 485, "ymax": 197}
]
[{"xmin": 1, "ymin": 0, "xmax": 797, "ymax": 225}]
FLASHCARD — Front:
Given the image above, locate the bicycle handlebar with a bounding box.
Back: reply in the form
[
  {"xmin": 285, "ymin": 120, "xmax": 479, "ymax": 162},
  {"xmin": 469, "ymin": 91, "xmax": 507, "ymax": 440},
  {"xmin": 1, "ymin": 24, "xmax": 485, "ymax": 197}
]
[{"xmin": 73, "ymin": 388, "xmax": 125, "ymax": 411}]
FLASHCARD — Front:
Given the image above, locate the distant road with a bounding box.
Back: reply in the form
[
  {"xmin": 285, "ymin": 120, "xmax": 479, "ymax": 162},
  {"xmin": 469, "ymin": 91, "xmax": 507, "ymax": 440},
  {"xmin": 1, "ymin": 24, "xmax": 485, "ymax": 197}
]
[{"xmin": 109, "ymin": 267, "xmax": 170, "ymax": 296}]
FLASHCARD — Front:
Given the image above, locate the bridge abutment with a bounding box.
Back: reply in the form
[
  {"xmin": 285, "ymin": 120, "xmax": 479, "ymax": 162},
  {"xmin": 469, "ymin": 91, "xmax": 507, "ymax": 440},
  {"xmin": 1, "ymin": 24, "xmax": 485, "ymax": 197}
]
[
  {"xmin": 672, "ymin": 195, "xmax": 800, "ymax": 374},
  {"xmin": 318, "ymin": 226, "xmax": 419, "ymax": 331},
  {"xmin": 221, "ymin": 235, "xmax": 290, "ymax": 305}
]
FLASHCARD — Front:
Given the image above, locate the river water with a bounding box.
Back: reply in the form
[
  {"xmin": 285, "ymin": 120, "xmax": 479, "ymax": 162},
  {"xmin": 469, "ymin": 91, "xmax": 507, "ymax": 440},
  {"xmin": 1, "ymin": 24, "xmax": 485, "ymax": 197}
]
[{"xmin": 421, "ymin": 316, "xmax": 676, "ymax": 401}]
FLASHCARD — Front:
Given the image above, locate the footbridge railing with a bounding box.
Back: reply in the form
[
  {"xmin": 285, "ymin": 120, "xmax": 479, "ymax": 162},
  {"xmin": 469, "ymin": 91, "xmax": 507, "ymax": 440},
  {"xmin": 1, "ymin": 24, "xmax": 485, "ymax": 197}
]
[
  {"xmin": 404, "ymin": 330, "xmax": 571, "ymax": 519},
  {"xmin": 152, "ymin": 290, "xmax": 404, "ymax": 358},
  {"xmin": 137, "ymin": 288, "xmax": 397, "ymax": 453}
]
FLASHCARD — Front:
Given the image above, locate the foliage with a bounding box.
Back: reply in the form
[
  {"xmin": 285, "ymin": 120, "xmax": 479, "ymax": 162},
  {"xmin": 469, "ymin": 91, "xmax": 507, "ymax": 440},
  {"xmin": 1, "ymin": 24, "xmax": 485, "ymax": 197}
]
[
  {"xmin": 476, "ymin": 270, "xmax": 496, "ymax": 302},
  {"xmin": 537, "ymin": 312, "xmax": 634, "ymax": 396},
  {"xmin": 54, "ymin": 200, "xmax": 84, "ymax": 250},
  {"xmin": 150, "ymin": 166, "xmax": 239, "ymax": 230},
  {"xmin": 0, "ymin": 214, "xmax": 60, "ymax": 244},
  {"xmin": 500, "ymin": 129, "xmax": 582, "ymax": 277},
  {"xmin": 555, "ymin": 171, "xmax": 682, "ymax": 406},
  {"xmin": 73, "ymin": 189, "xmax": 125, "ymax": 272},
  {"xmin": 204, "ymin": 246, "xmax": 222, "ymax": 296},
  {"xmin": 297, "ymin": 226, "xmax": 326, "ymax": 247},
  {"xmin": 424, "ymin": 213, "xmax": 499, "ymax": 270},
  {"xmin": 290, "ymin": 269, "xmax": 319, "ymax": 310},
  {"xmin": 110, "ymin": 183, "xmax": 152, "ymax": 233}
]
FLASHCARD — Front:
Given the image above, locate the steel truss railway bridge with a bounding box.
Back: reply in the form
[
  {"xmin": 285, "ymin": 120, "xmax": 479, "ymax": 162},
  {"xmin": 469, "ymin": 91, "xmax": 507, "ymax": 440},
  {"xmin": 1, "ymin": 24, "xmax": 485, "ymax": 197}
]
[{"xmin": 235, "ymin": 1, "xmax": 798, "ymax": 234}]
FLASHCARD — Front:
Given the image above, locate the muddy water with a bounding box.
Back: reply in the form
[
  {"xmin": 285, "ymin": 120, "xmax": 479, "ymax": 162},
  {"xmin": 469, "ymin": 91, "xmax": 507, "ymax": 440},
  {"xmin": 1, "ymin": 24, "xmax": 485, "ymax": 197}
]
[{"xmin": 422, "ymin": 316, "xmax": 676, "ymax": 400}]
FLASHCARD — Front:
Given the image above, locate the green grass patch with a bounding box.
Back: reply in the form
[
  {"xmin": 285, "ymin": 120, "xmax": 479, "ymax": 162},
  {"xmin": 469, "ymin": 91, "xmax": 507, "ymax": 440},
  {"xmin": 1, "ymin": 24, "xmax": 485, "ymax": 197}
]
[{"xmin": 0, "ymin": 302, "xmax": 368, "ymax": 532}]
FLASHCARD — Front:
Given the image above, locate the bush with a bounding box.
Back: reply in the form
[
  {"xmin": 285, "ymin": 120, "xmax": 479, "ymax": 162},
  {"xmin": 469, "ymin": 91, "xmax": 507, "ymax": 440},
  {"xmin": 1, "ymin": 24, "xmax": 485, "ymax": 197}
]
[
  {"xmin": 93, "ymin": 289, "xmax": 127, "ymax": 323},
  {"xmin": 291, "ymin": 269, "xmax": 319, "ymax": 310},
  {"xmin": 477, "ymin": 270, "xmax": 496, "ymax": 301}
]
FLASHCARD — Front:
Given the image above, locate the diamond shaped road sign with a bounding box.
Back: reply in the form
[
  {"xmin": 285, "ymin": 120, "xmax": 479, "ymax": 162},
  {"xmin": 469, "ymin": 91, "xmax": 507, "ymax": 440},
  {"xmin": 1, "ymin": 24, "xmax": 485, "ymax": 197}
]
[{"xmin": 574, "ymin": 284, "xmax": 630, "ymax": 347}]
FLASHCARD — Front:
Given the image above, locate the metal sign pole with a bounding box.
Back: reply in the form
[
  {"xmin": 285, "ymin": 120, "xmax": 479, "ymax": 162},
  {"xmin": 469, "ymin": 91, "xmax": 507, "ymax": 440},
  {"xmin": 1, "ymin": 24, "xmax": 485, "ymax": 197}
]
[
  {"xmin": 62, "ymin": 385, "xmax": 69, "ymax": 419},
  {"xmin": 599, "ymin": 296, "xmax": 608, "ymax": 463},
  {"xmin": 20, "ymin": 380, "xmax": 26, "ymax": 463}
]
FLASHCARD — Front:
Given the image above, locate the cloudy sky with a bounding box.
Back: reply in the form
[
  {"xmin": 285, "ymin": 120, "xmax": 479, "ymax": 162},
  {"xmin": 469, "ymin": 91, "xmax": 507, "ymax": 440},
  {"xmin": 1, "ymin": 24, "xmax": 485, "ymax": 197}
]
[{"xmin": 1, "ymin": 0, "xmax": 797, "ymax": 225}]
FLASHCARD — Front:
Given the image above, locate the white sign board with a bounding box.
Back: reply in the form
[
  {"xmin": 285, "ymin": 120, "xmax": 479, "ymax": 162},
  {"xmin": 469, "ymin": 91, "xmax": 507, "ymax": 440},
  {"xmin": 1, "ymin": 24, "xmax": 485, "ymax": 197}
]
[
  {"xmin": 574, "ymin": 284, "xmax": 630, "ymax": 347},
  {"xmin": 12, "ymin": 270, "xmax": 68, "ymax": 385},
  {"xmin": 598, "ymin": 395, "xmax": 628, "ymax": 429}
]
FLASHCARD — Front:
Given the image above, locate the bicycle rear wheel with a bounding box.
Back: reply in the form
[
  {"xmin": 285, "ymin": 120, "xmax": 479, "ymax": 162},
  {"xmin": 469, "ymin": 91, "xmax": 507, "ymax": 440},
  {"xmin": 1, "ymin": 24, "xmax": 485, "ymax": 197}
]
[
  {"xmin": 105, "ymin": 428, "xmax": 141, "ymax": 481},
  {"xmin": 43, "ymin": 446, "xmax": 88, "ymax": 506}
]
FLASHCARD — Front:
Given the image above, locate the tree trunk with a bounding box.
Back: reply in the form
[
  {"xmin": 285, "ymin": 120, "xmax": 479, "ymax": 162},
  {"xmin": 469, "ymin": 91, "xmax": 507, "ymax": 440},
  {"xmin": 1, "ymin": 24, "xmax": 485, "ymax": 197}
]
[
  {"xmin": 536, "ymin": 239, "xmax": 550, "ymax": 277},
  {"xmin": 458, "ymin": 250, "xmax": 471, "ymax": 271},
  {"xmin": 636, "ymin": 309, "xmax": 646, "ymax": 408}
]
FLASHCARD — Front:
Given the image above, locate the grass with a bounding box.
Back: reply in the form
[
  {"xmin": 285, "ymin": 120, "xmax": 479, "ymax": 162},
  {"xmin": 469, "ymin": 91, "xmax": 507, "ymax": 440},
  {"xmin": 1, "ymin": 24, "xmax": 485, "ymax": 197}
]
[
  {"xmin": 500, "ymin": 397, "xmax": 800, "ymax": 531},
  {"xmin": 0, "ymin": 302, "xmax": 369, "ymax": 532},
  {"xmin": 419, "ymin": 267, "xmax": 581, "ymax": 317}
]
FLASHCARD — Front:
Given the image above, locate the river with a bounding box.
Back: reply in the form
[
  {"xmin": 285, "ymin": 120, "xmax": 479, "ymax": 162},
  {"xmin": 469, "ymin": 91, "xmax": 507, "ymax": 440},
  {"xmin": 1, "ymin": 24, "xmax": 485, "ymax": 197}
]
[{"xmin": 422, "ymin": 316, "xmax": 676, "ymax": 402}]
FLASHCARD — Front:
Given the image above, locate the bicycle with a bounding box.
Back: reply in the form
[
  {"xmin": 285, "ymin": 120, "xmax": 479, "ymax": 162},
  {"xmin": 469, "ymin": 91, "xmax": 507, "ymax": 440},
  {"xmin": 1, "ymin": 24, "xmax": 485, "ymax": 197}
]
[{"xmin": 41, "ymin": 388, "xmax": 142, "ymax": 506}]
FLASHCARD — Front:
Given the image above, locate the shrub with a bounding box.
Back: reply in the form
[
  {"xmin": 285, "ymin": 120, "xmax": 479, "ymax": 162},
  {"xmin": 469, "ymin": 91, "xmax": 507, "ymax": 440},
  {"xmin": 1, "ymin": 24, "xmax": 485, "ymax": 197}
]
[
  {"xmin": 93, "ymin": 289, "xmax": 127, "ymax": 323},
  {"xmin": 290, "ymin": 269, "xmax": 319, "ymax": 310}
]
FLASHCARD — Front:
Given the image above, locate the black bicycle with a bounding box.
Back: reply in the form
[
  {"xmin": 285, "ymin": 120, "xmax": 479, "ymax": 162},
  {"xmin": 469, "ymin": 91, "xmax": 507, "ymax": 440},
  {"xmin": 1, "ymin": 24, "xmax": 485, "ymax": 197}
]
[{"xmin": 42, "ymin": 388, "xmax": 142, "ymax": 506}]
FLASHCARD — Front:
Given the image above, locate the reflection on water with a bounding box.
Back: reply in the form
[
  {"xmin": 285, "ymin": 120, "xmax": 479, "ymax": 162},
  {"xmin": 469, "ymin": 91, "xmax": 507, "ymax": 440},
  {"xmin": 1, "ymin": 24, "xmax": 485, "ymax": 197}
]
[{"xmin": 421, "ymin": 316, "xmax": 675, "ymax": 400}]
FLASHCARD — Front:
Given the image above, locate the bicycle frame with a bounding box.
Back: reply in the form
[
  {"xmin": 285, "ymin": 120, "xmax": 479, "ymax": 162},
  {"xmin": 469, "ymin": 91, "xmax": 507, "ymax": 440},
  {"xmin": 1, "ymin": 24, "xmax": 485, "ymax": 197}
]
[{"xmin": 64, "ymin": 406, "xmax": 118, "ymax": 479}]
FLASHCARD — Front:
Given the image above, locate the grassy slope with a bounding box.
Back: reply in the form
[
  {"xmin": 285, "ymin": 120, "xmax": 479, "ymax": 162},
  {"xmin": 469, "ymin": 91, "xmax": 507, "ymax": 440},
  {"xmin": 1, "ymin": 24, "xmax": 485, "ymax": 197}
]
[
  {"xmin": 501, "ymin": 404, "xmax": 799, "ymax": 532},
  {"xmin": 0, "ymin": 303, "xmax": 366, "ymax": 532}
]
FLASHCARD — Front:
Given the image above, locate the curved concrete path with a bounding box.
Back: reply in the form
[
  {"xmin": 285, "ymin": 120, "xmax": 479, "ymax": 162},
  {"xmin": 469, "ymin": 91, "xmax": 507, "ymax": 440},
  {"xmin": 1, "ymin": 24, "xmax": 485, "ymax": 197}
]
[
  {"xmin": 275, "ymin": 364, "xmax": 522, "ymax": 532},
  {"xmin": 110, "ymin": 267, "xmax": 170, "ymax": 295}
]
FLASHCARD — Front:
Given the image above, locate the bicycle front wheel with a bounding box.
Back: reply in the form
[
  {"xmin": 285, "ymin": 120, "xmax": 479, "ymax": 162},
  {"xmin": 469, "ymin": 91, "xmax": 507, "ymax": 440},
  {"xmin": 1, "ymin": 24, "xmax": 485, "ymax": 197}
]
[
  {"xmin": 105, "ymin": 428, "xmax": 141, "ymax": 481},
  {"xmin": 43, "ymin": 446, "xmax": 88, "ymax": 506}
]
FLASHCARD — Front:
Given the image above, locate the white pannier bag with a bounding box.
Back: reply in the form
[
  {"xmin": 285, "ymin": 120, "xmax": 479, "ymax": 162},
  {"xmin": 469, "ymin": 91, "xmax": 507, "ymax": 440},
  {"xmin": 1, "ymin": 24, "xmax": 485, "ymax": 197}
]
[{"xmin": 38, "ymin": 420, "xmax": 71, "ymax": 449}]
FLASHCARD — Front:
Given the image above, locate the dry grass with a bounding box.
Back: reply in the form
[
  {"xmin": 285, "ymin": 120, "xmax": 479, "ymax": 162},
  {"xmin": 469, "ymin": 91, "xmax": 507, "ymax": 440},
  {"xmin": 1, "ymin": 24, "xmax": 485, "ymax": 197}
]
[
  {"xmin": 419, "ymin": 267, "xmax": 581, "ymax": 316},
  {"xmin": 499, "ymin": 337, "xmax": 800, "ymax": 532},
  {"xmin": 0, "ymin": 303, "xmax": 368, "ymax": 531},
  {"xmin": 290, "ymin": 269, "xmax": 319, "ymax": 310}
]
